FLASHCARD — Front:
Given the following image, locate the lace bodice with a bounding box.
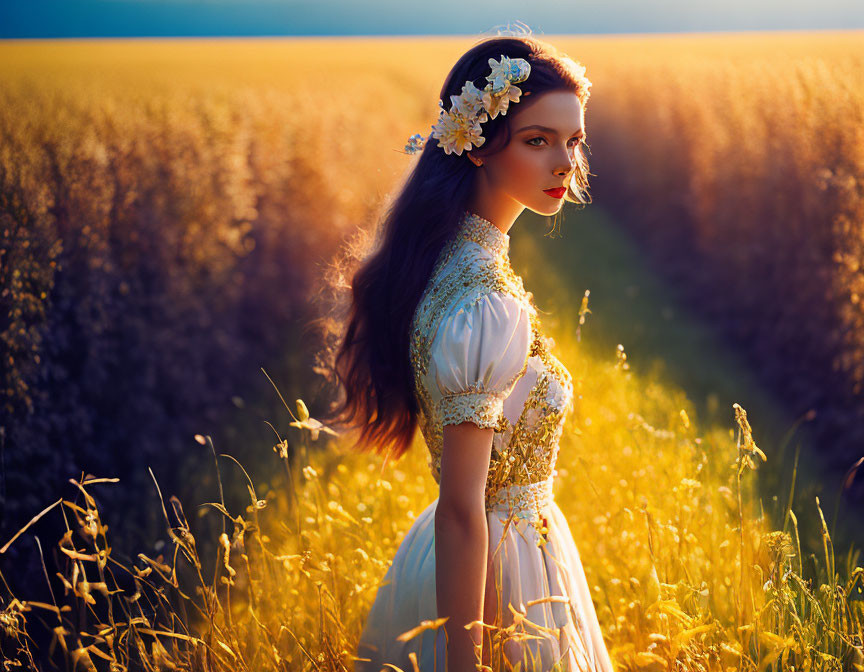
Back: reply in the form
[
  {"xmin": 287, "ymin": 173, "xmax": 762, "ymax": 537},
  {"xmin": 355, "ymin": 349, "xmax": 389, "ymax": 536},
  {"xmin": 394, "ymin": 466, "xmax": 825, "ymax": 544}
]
[{"xmin": 410, "ymin": 211, "xmax": 574, "ymax": 518}]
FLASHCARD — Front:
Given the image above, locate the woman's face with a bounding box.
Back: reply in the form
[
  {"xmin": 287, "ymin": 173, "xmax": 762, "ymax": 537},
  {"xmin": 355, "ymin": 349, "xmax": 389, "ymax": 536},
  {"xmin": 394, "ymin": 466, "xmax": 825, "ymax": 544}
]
[{"xmin": 470, "ymin": 90, "xmax": 585, "ymax": 218}]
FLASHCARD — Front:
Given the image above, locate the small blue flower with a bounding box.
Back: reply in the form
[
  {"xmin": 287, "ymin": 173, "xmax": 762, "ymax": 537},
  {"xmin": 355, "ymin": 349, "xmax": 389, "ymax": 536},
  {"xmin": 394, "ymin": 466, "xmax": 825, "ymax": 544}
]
[{"xmin": 404, "ymin": 133, "xmax": 428, "ymax": 154}]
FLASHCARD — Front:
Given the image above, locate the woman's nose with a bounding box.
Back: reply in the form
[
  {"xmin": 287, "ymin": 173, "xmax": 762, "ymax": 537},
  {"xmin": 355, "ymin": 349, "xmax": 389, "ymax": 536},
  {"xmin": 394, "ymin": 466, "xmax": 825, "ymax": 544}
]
[{"xmin": 553, "ymin": 149, "xmax": 575, "ymax": 176}]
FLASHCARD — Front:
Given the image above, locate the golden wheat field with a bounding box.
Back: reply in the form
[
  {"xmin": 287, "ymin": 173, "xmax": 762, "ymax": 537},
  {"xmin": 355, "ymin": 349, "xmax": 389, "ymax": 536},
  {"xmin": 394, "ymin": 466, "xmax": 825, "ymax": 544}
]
[{"xmin": 1, "ymin": 33, "xmax": 863, "ymax": 671}]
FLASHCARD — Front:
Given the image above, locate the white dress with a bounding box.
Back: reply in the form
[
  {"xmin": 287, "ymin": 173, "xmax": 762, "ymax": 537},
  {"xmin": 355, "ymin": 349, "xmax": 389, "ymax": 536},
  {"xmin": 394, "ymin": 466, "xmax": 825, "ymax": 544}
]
[{"xmin": 355, "ymin": 211, "xmax": 614, "ymax": 672}]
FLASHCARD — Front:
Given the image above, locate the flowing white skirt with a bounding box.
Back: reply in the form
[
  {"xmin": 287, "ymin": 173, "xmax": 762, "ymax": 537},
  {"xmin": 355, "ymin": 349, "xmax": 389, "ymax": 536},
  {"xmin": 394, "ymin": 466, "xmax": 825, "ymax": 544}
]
[{"xmin": 354, "ymin": 486, "xmax": 613, "ymax": 672}]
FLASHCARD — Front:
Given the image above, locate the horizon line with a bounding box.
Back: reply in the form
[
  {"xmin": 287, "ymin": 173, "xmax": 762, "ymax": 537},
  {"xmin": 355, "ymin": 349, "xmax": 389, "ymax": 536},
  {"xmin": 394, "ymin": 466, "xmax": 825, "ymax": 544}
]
[{"xmin": 3, "ymin": 27, "xmax": 863, "ymax": 42}]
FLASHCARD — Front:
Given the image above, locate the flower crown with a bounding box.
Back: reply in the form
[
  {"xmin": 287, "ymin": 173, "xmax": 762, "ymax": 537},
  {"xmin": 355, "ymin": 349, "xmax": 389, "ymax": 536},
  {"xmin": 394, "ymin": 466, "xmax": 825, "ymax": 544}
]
[{"xmin": 404, "ymin": 55, "xmax": 531, "ymax": 157}]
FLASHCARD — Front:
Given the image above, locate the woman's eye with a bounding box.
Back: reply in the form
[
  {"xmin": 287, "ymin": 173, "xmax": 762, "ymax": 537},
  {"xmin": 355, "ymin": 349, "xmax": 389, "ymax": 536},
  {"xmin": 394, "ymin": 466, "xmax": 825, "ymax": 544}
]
[{"xmin": 526, "ymin": 136, "xmax": 584, "ymax": 147}]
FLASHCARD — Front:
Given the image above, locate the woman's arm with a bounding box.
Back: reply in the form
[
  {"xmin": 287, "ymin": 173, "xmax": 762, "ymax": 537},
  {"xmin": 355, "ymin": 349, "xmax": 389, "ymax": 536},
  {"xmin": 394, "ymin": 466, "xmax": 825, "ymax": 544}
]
[{"xmin": 435, "ymin": 421, "xmax": 494, "ymax": 671}]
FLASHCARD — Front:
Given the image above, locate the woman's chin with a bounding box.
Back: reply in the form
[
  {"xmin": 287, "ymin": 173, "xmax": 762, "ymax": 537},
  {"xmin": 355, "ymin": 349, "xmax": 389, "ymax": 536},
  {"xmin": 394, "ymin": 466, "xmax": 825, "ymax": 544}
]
[{"xmin": 525, "ymin": 200, "xmax": 563, "ymax": 217}]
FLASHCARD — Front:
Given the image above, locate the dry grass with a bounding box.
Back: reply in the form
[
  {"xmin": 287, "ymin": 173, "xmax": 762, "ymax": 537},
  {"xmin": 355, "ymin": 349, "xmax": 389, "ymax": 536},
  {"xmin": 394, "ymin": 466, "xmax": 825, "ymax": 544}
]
[
  {"xmin": 1, "ymin": 33, "xmax": 862, "ymax": 671},
  {"xmin": 554, "ymin": 32, "xmax": 864, "ymax": 477},
  {"xmin": 1, "ymin": 294, "xmax": 863, "ymax": 670}
]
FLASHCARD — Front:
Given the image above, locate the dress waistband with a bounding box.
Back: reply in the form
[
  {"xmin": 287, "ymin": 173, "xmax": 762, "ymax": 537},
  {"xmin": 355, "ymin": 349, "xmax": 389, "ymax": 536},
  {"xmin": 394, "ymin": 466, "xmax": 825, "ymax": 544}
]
[{"xmin": 485, "ymin": 478, "xmax": 554, "ymax": 521}]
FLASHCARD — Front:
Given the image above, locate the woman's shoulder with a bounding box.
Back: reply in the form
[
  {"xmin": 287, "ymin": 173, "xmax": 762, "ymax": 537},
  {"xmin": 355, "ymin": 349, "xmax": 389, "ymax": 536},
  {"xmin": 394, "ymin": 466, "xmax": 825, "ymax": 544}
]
[
  {"xmin": 411, "ymin": 246, "xmax": 535, "ymax": 369},
  {"xmin": 426, "ymin": 243, "xmax": 531, "ymax": 318},
  {"xmin": 425, "ymin": 288, "xmax": 533, "ymax": 429}
]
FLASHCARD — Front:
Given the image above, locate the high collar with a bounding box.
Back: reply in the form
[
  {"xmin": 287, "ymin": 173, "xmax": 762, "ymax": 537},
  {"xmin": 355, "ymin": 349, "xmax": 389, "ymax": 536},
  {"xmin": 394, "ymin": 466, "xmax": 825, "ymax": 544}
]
[{"xmin": 455, "ymin": 211, "xmax": 510, "ymax": 260}]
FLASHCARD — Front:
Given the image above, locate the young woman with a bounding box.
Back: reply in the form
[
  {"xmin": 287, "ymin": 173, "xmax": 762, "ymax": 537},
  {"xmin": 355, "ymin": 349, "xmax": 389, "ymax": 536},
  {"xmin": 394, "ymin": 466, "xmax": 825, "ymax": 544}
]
[{"xmin": 321, "ymin": 33, "xmax": 615, "ymax": 672}]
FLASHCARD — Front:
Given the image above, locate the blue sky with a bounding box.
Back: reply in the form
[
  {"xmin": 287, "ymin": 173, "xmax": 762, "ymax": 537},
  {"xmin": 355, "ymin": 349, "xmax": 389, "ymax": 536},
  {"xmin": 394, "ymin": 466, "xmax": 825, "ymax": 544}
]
[{"xmin": 2, "ymin": 0, "xmax": 862, "ymax": 38}]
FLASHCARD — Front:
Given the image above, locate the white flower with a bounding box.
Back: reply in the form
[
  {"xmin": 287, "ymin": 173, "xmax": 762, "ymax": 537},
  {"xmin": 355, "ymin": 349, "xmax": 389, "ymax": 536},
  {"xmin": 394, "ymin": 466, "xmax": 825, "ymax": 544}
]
[
  {"xmin": 450, "ymin": 81, "xmax": 488, "ymax": 122},
  {"xmin": 486, "ymin": 56, "xmax": 530, "ymax": 95},
  {"xmin": 430, "ymin": 109, "xmax": 485, "ymax": 156},
  {"xmin": 481, "ymin": 83, "xmax": 523, "ymax": 120},
  {"xmin": 402, "ymin": 55, "xmax": 531, "ymax": 156}
]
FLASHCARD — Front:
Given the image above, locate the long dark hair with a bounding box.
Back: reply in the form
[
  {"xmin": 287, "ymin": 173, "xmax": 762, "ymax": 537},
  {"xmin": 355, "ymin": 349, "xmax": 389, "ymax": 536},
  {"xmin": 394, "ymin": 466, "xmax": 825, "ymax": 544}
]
[{"xmin": 315, "ymin": 34, "xmax": 593, "ymax": 461}]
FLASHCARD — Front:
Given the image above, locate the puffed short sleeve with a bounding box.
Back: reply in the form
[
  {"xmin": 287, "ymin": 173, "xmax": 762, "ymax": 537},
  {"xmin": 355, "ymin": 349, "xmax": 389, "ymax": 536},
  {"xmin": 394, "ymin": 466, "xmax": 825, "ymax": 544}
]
[{"xmin": 429, "ymin": 291, "xmax": 531, "ymax": 429}]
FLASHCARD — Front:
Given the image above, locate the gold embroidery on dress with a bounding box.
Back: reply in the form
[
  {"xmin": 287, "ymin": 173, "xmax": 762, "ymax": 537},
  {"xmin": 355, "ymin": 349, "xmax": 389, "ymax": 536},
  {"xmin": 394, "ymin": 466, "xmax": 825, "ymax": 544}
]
[{"xmin": 410, "ymin": 211, "xmax": 574, "ymax": 528}]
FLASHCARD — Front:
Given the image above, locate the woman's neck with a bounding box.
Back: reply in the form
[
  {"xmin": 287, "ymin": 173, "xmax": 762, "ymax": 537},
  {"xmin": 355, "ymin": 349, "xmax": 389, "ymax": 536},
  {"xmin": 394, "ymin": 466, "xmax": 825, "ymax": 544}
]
[{"xmin": 465, "ymin": 193, "xmax": 524, "ymax": 236}]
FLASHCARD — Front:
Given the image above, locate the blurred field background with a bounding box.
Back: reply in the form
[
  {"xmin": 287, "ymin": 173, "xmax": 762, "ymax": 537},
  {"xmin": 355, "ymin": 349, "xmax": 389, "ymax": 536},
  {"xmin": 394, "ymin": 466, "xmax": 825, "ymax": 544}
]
[{"xmin": 1, "ymin": 33, "xmax": 863, "ymax": 669}]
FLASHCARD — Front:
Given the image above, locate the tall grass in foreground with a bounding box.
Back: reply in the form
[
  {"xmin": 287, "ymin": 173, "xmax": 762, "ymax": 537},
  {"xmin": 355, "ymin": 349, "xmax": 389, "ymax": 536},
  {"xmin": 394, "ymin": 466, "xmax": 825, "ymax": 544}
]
[{"xmin": 1, "ymin": 294, "xmax": 862, "ymax": 671}]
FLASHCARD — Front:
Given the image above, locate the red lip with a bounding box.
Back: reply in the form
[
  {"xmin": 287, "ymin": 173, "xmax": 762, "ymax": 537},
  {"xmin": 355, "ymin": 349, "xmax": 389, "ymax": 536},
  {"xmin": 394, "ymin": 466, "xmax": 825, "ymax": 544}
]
[{"xmin": 543, "ymin": 187, "xmax": 566, "ymax": 199}]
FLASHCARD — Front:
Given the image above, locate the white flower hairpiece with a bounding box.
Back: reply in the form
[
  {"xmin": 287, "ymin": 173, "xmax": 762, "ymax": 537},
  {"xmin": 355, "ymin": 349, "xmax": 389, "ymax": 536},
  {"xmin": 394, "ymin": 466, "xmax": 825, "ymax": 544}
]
[{"xmin": 404, "ymin": 55, "xmax": 531, "ymax": 157}]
